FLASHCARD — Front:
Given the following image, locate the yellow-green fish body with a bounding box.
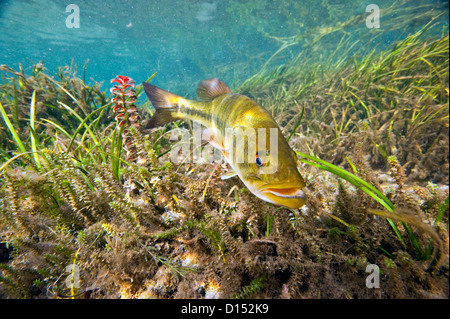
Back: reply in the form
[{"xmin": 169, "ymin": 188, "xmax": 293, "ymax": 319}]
[{"xmin": 143, "ymin": 78, "xmax": 306, "ymax": 209}]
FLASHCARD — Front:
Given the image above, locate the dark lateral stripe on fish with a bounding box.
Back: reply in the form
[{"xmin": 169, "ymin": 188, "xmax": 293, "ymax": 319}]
[
  {"xmin": 214, "ymin": 94, "xmax": 253, "ymax": 132},
  {"xmin": 142, "ymin": 77, "xmax": 307, "ymax": 209}
]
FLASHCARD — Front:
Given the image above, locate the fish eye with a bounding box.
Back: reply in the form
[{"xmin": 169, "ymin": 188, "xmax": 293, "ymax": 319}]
[{"xmin": 255, "ymin": 155, "xmax": 263, "ymax": 167}]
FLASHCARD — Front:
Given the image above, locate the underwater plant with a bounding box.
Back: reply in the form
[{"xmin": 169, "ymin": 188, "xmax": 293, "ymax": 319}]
[
  {"xmin": 241, "ymin": 21, "xmax": 449, "ymax": 271},
  {"xmin": 0, "ymin": 23, "xmax": 449, "ymax": 299},
  {"xmin": 111, "ymin": 75, "xmax": 140, "ymax": 129},
  {"xmin": 110, "ymin": 75, "xmax": 143, "ymax": 181}
]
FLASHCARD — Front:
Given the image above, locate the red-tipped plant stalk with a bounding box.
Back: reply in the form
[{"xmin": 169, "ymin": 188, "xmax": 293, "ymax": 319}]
[{"xmin": 110, "ymin": 75, "xmax": 141, "ymax": 164}]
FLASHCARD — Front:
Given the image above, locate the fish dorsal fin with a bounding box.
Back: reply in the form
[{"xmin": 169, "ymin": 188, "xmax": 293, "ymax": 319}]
[{"xmin": 197, "ymin": 78, "xmax": 232, "ymax": 101}]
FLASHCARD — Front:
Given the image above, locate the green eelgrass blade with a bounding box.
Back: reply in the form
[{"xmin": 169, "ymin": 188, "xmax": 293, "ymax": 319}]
[
  {"xmin": 100, "ymin": 150, "xmax": 130, "ymax": 167},
  {"xmin": 287, "ymin": 106, "xmax": 305, "ymax": 143},
  {"xmin": 11, "ymin": 78, "xmax": 20, "ymax": 129},
  {"xmin": 135, "ymin": 72, "xmax": 158, "ymax": 97},
  {"xmin": 28, "ymin": 124, "xmax": 40, "ymax": 155},
  {"xmin": 386, "ymin": 218, "xmax": 406, "ymax": 247},
  {"xmin": 345, "ymin": 156, "xmax": 358, "ymax": 174},
  {"xmin": 265, "ymin": 213, "xmax": 274, "ymax": 237},
  {"xmin": 77, "ymin": 136, "xmax": 107, "ymax": 163},
  {"xmin": 92, "ymin": 103, "xmax": 108, "ymax": 131},
  {"xmin": 0, "ymin": 100, "xmax": 28, "ymax": 155},
  {"xmin": 62, "ymin": 102, "xmax": 109, "ymax": 161},
  {"xmin": 297, "ymin": 152, "xmax": 407, "ymax": 247},
  {"xmin": 74, "ymin": 118, "xmax": 107, "ymax": 158},
  {"xmin": 29, "ymin": 91, "xmax": 41, "ymax": 169},
  {"xmin": 110, "ymin": 126, "xmax": 124, "ymax": 181},
  {"xmin": 377, "ymin": 245, "xmax": 394, "ymax": 258},
  {"xmin": 157, "ymin": 148, "xmax": 172, "ymax": 159},
  {"xmin": 297, "ymin": 152, "xmax": 394, "ymax": 211},
  {"xmin": 403, "ymin": 222, "xmax": 423, "ymax": 259},
  {"xmin": 43, "ymin": 74, "xmax": 88, "ymax": 116},
  {"xmin": 0, "ymin": 151, "xmax": 36, "ymax": 174},
  {"xmin": 40, "ymin": 119, "xmax": 72, "ymax": 139},
  {"xmin": 435, "ymin": 196, "xmax": 449, "ymax": 225}
]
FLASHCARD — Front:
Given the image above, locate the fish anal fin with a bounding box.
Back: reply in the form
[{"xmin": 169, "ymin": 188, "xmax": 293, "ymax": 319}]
[{"xmin": 197, "ymin": 78, "xmax": 232, "ymax": 101}]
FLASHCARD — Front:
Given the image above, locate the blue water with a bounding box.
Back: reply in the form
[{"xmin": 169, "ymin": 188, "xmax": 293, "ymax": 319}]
[{"xmin": 0, "ymin": 0, "xmax": 448, "ymax": 97}]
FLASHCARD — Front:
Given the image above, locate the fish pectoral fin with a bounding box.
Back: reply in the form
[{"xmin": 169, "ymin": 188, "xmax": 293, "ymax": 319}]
[
  {"xmin": 197, "ymin": 78, "xmax": 232, "ymax": 101},
  {"xmin": 220, "ymin": 170, "xmax": 237, "ymax": 180},
  {"xmin": 202, "ymin": 128, "xmax": 226, "ymax": 151}
]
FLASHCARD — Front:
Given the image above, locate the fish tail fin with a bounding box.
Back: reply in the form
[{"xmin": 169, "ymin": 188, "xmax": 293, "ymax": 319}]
[{"xmin": 142, "ymin": 82, "xmax": 183, "ymax": 128}]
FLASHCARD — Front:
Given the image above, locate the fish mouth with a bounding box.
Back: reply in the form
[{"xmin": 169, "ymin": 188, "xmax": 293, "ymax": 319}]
[
  {"xmin": 260, "ymin": 187, "xmax": 305, "ymax": 199},
  {"xmin": 246, "ymin": 176, "xmax": 306, "ymax": 208}
]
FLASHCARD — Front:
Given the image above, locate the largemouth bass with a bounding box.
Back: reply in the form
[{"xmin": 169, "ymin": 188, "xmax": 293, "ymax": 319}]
[{"xmin": 142, "ymin": 78, "xmax": 306, "ymax": 209}]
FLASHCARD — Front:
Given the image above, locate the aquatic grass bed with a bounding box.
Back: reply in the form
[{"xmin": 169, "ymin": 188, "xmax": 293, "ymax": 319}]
[
  {"xmin": 0, "ymin": 27, "xmax": 449, "ymax": 298},
  {"xmin": 296, "ymin": 152, "xmax": 445, "ymax": 267},
  {"xmin": 242, "ymin": 23, "xmax": 449, "ymax": 183}
]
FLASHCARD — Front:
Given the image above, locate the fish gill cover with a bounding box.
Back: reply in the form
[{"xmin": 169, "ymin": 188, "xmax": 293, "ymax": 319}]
[{"xmin": 0, "ymin": 0, "xmax": 448, "ymax": 299}]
